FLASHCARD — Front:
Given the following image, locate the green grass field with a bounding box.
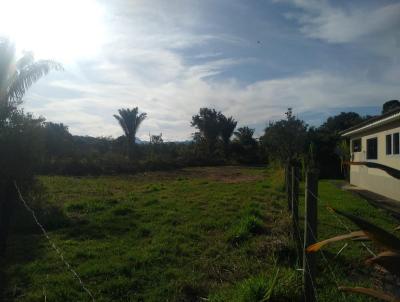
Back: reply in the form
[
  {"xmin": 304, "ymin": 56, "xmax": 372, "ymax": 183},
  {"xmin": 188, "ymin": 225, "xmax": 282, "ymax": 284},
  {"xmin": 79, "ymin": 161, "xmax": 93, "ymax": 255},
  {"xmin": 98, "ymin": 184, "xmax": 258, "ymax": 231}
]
[{"xmin": 3, "ymin": 166, "xmax": 399, "ymax": 301}]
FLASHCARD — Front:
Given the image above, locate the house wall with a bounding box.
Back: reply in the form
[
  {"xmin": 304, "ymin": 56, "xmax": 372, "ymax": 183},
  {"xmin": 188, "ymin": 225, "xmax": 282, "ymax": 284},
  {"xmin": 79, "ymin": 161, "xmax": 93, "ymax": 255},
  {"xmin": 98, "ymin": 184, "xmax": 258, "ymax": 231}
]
[{"xmin": 349, "ymin": 120, "xmax": 400, "ymax": 201}]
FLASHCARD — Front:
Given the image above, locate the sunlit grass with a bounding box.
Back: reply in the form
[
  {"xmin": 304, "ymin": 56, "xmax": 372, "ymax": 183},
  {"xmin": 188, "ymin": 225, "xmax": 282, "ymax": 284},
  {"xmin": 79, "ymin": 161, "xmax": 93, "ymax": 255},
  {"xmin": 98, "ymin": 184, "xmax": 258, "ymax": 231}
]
[{"xmin": 3, "ymin": 167, "xmax": 397, "ymax": 301}]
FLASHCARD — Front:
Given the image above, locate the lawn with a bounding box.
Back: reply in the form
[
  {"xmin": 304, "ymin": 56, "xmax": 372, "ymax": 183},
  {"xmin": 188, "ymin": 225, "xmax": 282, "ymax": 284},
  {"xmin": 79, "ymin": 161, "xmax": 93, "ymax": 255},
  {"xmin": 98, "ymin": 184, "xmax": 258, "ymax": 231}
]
[{"xmin": 3, "ymin": 166, "xmax": 399, "ymax": 301}]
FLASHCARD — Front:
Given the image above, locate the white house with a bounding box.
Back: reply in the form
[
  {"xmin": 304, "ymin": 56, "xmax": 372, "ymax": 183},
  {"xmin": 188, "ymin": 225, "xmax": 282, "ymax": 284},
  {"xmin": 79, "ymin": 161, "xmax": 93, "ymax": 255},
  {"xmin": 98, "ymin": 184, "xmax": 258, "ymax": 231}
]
[{"xmin": 341, "ymin": 108, "xmax": 400, "ymax": 201}]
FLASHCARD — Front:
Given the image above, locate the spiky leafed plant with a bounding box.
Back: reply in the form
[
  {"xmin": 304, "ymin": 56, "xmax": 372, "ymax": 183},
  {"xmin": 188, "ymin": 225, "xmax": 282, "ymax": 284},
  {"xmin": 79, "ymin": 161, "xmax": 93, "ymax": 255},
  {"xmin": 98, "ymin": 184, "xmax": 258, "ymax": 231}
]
[
  {"xmin": 218, "ymin": 115, "xmax": 237, "ymax": 156},
  {"xmin": 307, "ymin": 208, "xmax": 400, "ymax": 301},
  {"xmin": 191, "ymin": 108, "xmax": 221, "ymax": 154},
  {"xmin": 234, "ymin": 126, "xmax": 256, "ymax": 146},
  {"xmin": 0, "ymin": 38, "xmax": 63, "ymax": 125},
  {"xmin": 113, "ymin": 107, "xmax": 147, "ymax": 158}
]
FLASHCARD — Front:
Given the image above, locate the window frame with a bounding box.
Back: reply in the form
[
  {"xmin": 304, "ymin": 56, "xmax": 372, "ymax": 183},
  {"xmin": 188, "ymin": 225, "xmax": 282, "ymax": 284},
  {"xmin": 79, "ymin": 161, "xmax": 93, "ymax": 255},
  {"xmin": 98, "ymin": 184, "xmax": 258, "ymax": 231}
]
[
  {"xmin": 386, "ymin": 134, "xmax": 392, "ymax": 155},
  {"xmin": 352, "ymin": 138, "xmax": 362, "ymax": 153},
  {"xmin": 394, "ymin": 132, "xmax": 400, "ymax": 155},
  {"xmin": 366, "ymin": 137, "xmax": 378, "ymax": 160}
]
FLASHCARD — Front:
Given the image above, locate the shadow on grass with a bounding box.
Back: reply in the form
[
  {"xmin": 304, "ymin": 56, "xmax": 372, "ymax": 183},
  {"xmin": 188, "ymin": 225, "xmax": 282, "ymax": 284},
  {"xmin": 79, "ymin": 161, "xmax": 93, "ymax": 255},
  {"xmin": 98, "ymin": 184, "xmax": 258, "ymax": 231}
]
[
  {"xmin": 1, "ymin": 233, "xmax": 43, "ymax": 301},
  {"xmin": 1, "ymin": 196, "xmax": 70, "ymax": 301}
]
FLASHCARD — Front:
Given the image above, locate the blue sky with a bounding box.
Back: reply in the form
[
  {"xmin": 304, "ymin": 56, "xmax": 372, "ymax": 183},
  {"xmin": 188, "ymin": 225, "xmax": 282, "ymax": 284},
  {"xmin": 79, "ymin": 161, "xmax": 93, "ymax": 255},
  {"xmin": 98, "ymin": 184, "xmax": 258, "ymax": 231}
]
[{"xmin": 4, "ymin": 0, "xmax": 400, "ymax": 140}]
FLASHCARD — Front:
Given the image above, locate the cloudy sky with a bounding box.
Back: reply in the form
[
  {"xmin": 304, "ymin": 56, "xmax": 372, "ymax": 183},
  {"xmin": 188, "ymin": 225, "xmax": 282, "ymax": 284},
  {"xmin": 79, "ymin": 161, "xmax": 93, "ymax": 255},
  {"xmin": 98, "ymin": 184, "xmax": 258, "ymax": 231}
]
[{"xmin": 1, "ymin": 0, "xmax": 400, "ymax": 140}]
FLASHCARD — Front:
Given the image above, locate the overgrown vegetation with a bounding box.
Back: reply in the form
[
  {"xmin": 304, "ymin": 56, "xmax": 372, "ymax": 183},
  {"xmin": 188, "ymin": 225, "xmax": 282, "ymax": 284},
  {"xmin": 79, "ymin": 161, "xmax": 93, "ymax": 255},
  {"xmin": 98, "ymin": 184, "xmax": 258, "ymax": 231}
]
[
  {"xmin": 2, "ymin": 36, "xmax": 400, "ymax": 302},
  {"xmin": 3, "ymin": 167, "xmax": 398, "ymax": 301}
]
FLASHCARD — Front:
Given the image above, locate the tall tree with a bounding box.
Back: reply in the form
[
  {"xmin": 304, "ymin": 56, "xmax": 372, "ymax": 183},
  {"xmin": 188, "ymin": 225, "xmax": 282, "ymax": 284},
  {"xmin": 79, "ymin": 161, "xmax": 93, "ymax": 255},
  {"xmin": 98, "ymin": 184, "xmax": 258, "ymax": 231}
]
[
  {"xmin": 113, "ymin": 107, "xmax": 147, "ymax": 158},
  {"xmin": 150, "ymin": 133, "xmax": 163, "ymax": 145},
  {"xmin": 261, "ymin": 108, "xmax": 308, "ymax": 164},
  {"xmin": 319, "ymin": 112, "xmax": 364, "ymax": 133},
  {"xmin": 0, "ymin": 37, "xmax": 62, "ymax": 256},
  {"xmin": 218, "ymin": 115, "xmax": 237, "ymax": 156},
  {"xmin": 0, "ymin": 38, "xmax": 62, "ymax": 126},
  {"xmin": 232, "ymin": 126, "xmax": 259, "ymax": 164},
  {"xmin": 382, "ymin": 100, "xmax": 400, "ymax": 114},
  {"xmin": 43, "ymin": 122, "xmax": 73, "ymax": 159},
  {"xmin": 234, "ymin": 126, "xmax": 256, "ymax": 146},
  {"xmin": 311, "ymin": 112, "xmax": 369, "ymax": 178},
  {"xmin": 191, "ymin": 108, "xmax": 221, "ymax": 154}
]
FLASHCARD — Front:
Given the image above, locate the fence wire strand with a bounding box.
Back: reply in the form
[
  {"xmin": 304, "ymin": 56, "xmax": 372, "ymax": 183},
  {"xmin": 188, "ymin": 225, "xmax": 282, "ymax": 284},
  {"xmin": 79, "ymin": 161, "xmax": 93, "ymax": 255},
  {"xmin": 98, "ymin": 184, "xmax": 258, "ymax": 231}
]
[
  {"xmin": 303, "ymin": 181, "xmax": 376, "ymax": 257},
  {"xmin": 13, "ymin": 181, "xmax": 95, "ymax": 302},
  {"xmin": 292, "ymin": 215, "xmax": 320, "ymax": 302},
  {"xmin": 292, "ymin": 174, "xmax": 352, "ymax": 301}
]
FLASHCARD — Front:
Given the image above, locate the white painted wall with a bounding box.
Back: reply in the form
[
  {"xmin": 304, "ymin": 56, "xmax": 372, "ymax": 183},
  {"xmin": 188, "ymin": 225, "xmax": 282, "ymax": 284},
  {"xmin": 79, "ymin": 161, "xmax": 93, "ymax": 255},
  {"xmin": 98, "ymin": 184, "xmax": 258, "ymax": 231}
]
[{"xmin": 349, "ymin": 120, "xmax": 400, "ymax": 201}]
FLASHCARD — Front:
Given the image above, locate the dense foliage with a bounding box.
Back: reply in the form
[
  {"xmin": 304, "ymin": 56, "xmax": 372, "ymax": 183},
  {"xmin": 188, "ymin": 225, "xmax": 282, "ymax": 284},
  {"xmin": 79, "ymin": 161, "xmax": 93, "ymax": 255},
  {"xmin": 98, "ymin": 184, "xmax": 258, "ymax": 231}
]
[{"xmin": 26, "ymin": 106, "xmax": 380, "ymax": 178}]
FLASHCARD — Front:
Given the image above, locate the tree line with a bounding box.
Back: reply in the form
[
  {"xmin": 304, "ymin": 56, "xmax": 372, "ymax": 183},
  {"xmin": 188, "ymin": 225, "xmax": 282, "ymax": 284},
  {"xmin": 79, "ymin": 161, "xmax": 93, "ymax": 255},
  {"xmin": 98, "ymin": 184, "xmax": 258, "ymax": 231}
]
[
  {"xmin": 37, "ymin": 101, "xmax": 400, "ymax": 179},
  {"xmin": 1, "ymin": 36, "xmax": 399, "ymax": 257},
  {"xmin": 38, "ymin": 106, "xmax": 264, "ymax": 176}
]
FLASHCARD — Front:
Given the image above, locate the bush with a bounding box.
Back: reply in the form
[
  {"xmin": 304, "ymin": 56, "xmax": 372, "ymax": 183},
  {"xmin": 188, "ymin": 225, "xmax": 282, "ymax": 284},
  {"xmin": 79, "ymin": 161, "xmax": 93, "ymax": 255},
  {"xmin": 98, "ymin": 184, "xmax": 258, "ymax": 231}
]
[{"xmin": 11, "ymin": 180, "xmax": 69, "ymax": 232}]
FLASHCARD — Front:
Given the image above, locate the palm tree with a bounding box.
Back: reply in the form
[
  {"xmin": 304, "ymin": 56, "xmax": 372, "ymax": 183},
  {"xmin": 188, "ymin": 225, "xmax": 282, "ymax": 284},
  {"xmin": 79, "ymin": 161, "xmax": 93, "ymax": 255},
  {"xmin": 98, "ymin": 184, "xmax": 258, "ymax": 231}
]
[
  {"xmin": 234, "ymin": 126, "xmax": 256, "ymax": 145},
  {"xmin": 0, "ymin": 38, "xmax": 62, "ymax": 116},
  {"xmin": 218, "ymin": 114, "xmax": 237, "ymax": 156},
  {"xmin": 0, "ymin": 38, "xmax": 62, "ymax": 256},
  {"xmin": 114, "ymin": 107, "xmax": 147, "ymax": 158}
]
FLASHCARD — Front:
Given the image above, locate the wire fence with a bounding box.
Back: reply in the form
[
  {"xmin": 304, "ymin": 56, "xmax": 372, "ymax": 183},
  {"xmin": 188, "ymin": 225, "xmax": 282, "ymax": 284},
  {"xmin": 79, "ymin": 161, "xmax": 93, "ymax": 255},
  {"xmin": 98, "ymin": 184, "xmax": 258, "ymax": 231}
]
[
  {"xmin": 13, "ymin": 181, "xmax": 95, "ymax": 302},
  {"xmin": 9, "ymin": 168, "xmax": 381, "ymax": 302},
  {"xmin": 302, "ymin": 180, "xmax": 376, "ymax": 257},
  {"xmin": 289, "ymin": 170, "xmax": 380, "ymax": 302}
]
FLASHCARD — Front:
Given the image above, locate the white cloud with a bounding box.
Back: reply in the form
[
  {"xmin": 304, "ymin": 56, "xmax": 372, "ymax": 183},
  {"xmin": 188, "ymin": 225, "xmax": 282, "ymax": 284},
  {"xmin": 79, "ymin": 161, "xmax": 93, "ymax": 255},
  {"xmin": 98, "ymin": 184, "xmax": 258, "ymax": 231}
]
[
  {"xmin": 25, "ymin": 65, "xmax": 400, "ymax": 140},
  {"xmin": 21, "ymin": 0, "xmax": 400, "ymax": 140},
  {"xmin": 281, "ymin": 1, "xmax": 400, "ymax": 58}
]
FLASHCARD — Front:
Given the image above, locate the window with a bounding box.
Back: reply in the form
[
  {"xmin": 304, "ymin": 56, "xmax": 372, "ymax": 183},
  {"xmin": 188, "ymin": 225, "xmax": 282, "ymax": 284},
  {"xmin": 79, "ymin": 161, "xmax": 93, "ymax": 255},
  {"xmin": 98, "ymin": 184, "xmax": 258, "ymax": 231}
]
[
  {"xmin": 386, "ymin": 134, "xmax": 392, "ymax": 155},
  {"xmin": 394, "ymin": 133, "xmax": 400, "ymax": 154},
  {"xmin": 366, "ymin": 137, "xmax": 378, "ymax": 160},
  {"xmin": 352, "ymin": 138, "xmax": 361, "ymax": 152}
]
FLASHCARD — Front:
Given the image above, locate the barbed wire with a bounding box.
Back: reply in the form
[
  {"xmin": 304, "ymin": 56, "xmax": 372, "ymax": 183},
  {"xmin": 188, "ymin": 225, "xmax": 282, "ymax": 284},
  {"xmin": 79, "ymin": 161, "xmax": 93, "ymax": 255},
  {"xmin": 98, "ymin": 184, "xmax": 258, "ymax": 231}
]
[
  {"xmin": 291, "ymin": 172, "xmax": 378, "ymax": 301},
  {"xmin": 292, "ymin": 216, "xmax": 320, "ymax": 302},
  {"xmin": 303, "ymin": 216, "xmax": 348, "ymax": 301},
  {"xmin": 303, "ymin": 178, "xmax": 376, "ymax": 257},
  {"xmin": 13, "ymin": 181, "xmax": 95, "ymax": 302}
]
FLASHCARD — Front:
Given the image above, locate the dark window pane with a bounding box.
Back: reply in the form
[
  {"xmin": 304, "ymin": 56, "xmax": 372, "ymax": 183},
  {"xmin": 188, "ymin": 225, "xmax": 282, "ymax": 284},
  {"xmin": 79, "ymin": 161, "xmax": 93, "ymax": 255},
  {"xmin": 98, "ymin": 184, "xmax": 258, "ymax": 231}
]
[
  {"xmin": 386, "ymin": 134, "xmax": 392, "ymax": 155},
  {"xmin": 352, "ymin": 138, "xmax": 361, "ymax": 152},
  {"xmin": 367, "ymin": 137, "xmax": 378, "ymax": 160},
  {"xmin": 394, "ymin": 133, "xmax": 400, "ymax": 154}
]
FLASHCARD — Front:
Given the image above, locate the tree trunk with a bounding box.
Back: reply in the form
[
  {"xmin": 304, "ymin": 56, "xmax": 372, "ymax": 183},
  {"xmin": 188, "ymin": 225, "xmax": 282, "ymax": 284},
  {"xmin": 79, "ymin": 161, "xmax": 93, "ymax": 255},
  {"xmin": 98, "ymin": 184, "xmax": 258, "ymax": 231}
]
[
  {"xmin": 0, "ymin": 181, "xmax": 15, "ymax": 257},
  {"xmin": 127, "ymin": 136, "xmax": 136, "ymax": 160},
  {"xmin": 223, "ymin": 140, "xmax": 230, "ymax": 159}
]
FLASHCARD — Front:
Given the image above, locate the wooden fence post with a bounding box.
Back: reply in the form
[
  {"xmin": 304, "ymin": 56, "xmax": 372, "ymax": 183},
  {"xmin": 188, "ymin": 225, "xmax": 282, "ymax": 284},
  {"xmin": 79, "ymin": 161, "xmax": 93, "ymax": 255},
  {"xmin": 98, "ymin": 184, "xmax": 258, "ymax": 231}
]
[
  {"xmin": 303, "ymin": 169, "xmax": 318, "ymax": 302},
  {"xmin": 291, "ymin": 165, "xmax": 301, "ymax": 263},
  {"xmin": 286, "ymin": 163, "xmax": 292, "ymax": 211}
]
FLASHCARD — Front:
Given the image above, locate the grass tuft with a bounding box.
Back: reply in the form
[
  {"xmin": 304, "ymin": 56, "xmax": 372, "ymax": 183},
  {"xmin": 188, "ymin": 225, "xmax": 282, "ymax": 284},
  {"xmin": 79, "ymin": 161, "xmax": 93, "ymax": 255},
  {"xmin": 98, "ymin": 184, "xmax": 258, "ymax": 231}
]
[{"xmin": 228, "ymin": 214, "xmax": 264, "ymax": 244}]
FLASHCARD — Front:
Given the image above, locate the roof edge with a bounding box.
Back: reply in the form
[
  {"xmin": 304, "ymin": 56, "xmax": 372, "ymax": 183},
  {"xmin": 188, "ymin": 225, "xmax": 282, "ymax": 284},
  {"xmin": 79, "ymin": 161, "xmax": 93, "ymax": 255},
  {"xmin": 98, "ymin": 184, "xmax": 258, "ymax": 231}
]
[{"xmin": 341, "ymin": 108, "xmax": 400, "ymax": 137}]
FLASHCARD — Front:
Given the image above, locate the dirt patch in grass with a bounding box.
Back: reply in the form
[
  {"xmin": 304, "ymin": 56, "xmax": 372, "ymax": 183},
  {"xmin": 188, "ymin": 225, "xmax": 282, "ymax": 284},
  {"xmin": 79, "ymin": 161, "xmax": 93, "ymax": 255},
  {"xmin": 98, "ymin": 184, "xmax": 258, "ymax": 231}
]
[
  {"xmin": 118, "ymin": 166, "xmax": 265, "ymax": 184},
  {"xmin": 183, "ymin": 166, "xmax": 265, "ymax": 183}
]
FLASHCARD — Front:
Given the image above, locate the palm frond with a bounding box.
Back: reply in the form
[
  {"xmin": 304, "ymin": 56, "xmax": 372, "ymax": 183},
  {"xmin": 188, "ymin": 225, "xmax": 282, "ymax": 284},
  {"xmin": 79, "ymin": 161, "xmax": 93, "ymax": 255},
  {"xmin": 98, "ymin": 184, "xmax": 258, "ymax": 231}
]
[
  {"xmin": 113, "ymin": 114, "xmax": 129, "ymax": 137},
  {"xmin": 8, "ymin": 60, "xmax": 63, "ymax": 101},
  {"xmin": 114, "ymin": 107, "xmax": 147, "ymax": 144},
  {"xmin": 0, "ymin": 39, "xmax": 16, "ymax": 101},
  {"xmin": 306, "ymin": 231, "xmax": 366, "ymax": 253},
  {"xmin": 132, "ymin": 112, "xmax": 147, "ymax": 139},
  {"xmin": 338, "ymin": 287, "xmax": 400, "ymax": 302},
  {"xmin": 366, "ymin": 251, "xmax": 400, "ymax": 278},
  {"xmin": 330, "ymin": 208, "xmax": 400, "ymax": 252},
  {"xmin": 16, "ymin": 51, "xmax": 34, "ymax": 70}
]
